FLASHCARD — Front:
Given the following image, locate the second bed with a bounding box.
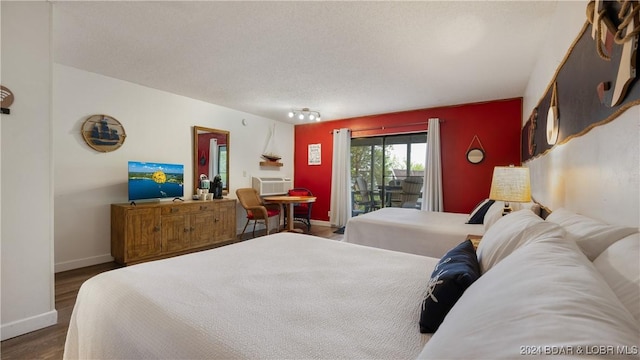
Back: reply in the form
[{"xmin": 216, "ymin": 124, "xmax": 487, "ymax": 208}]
[{"xmin": 343, "ymin": 207, "xmax": 484, "ymax": 257}]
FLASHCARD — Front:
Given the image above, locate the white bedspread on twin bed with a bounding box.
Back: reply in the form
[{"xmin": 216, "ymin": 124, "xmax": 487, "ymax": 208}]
[
  {"xmin": 343, "ymin": 208, "xmax": 484, "ymax": 258},
  {"xmin": 64, "ymin": 232, "xmax": 437, "ymax": 360}
]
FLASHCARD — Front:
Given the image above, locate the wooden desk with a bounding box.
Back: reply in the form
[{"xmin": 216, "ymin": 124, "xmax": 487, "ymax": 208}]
[{"xmin": 263, "ymin": 195, "xmax": 317, "ymax": 233}]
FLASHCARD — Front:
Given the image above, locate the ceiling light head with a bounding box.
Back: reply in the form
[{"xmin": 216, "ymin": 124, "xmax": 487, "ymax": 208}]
[{"xmin": 288, "ymin": 108, "xmax": 322, "ymax": 122}]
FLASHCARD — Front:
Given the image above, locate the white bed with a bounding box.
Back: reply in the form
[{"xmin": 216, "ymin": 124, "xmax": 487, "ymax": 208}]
[
  {"xmin": 343, "ymin": 207, "xmax": 484, "ymax": 258},
  {"xmin": 64, "ymin": 210, "xmax": 640, "ymax": 359},
  {"xmin": 64, "ymin": 233, "xmax": 437, "ymax": 359}
]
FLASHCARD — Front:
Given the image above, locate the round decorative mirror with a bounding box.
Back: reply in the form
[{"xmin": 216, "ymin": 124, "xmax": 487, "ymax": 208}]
[{"xmin": 466, "ymin": 148, "xmax": 485, "ymax": 164}]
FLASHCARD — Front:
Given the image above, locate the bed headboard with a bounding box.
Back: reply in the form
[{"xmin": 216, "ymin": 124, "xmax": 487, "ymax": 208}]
[
  {"xmin": 526, "ymin": 108, "xmax": 639, "ymax": 228},
  {"xmin": 521, "ymin": 2, "xmax": 639, "ymax": 228}
]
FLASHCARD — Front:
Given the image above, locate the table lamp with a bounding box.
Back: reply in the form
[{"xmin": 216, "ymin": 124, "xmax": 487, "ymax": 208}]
[{"xmin": 489, "ymin": 165, "xmax": 531, "ymax": 216}]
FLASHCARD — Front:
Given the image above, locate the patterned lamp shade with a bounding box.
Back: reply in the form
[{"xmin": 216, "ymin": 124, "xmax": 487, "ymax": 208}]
[{"xmin": 489, "ymin": 166, "xmax": 531, "ymax": 203}]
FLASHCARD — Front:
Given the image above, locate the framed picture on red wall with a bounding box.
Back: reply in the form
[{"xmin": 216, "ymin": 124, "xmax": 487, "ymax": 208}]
[{"xmin": 308, "ymin": 143, "xmax": 321, "ymax": 165}]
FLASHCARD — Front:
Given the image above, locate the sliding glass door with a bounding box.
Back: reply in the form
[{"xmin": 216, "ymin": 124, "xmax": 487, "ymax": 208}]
[{"xmin": 351, "ymin": 133, "xmax": 427, "ymax": 214}]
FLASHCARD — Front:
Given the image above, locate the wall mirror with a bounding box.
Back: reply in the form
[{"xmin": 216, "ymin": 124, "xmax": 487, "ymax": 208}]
[
  {"xmin": 465, "ymin": 135, "xmax": 485, "ymax": 165},
  {"xmin": 466, "ymin": 148, "xmax": 485, "ymax": 164},
  {"xmin": 193, "ymin": 126, "xmax": 230, "ymax": 195}
]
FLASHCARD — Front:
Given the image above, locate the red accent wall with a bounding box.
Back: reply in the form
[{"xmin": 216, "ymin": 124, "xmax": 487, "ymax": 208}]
[{"xmin": 294, "ymin": 98, "xmax": 523, "ymax": 221}]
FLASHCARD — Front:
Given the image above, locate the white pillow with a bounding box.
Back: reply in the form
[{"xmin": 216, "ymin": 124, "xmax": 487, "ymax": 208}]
[
  {"xmin": 514, "ymin": 201, "xmax": 541, "ymax": 216},
  {"xmin": 476, "ymin": 209, "xmax": 561, "ymax": 273},
  {"xmin": 546, "ymin": 208, "xmax": 638, "ymax": 260},
  {"xmin": 482, "ymin": 201, "xmax": 505, "ymax": 231},
  {"xmin": 483, "ymin": 201, "xmax": 542, "ymax": 232},
  {"xmin": 418, "ymin": 230, "xmax": 640, "ymax": 359},
  {"xmin": 466, "ymin": 198, "xmax": 492, "ymax": 223},
  {"xmin": 593, "ymin": 232, "xmax": 640, "ymax": 323}
]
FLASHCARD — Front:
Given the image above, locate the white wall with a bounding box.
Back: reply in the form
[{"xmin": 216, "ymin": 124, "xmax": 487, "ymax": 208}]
[
  {"xmin": 1, "ymin": 2, "xmax": 57, "ymax": 341},
  {"xmin": 53, "ymin": 64, "xmax": 294, "ymax": 272},
  {"xmin": 522, "ymin": 0, "xmax": 639, "ymax": 228},
  {"xmin": 523, "ymin": 1, "xmax": 587, "ymax": 118},
  {"xmin": 528, "ymin": 110, "xmax": 639, "ymax": 226}
]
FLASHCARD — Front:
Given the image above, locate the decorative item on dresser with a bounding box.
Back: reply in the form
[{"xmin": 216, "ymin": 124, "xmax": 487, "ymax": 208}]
[{"xmin": 111, "ymin": 199, "xmax": 236, "ymax": 265}]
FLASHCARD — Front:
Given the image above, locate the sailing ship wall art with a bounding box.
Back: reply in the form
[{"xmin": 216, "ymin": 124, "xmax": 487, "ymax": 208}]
[{"xmin": 81, "ymin": 114, "xmax": 126, "ymax": 152}]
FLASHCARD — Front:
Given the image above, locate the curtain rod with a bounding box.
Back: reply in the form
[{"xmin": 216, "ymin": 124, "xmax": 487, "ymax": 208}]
[{"xmin": 330, "ymin": 120, "xmax": 443, "ymax": 134}]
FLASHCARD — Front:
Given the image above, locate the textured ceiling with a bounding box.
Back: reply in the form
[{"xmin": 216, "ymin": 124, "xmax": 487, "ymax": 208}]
[{"xmin": 53, "ymin": 1, "xmax": 558, "ymax": 123}]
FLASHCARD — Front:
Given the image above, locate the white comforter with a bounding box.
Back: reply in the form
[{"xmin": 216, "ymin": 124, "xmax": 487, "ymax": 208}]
[
  {"xmin": 64, "ymin": 233, "xmax": 436, "ymax": 359},
  {"xmin": 343, "ymin": 208, "xmax": 484, "ymax": 258}
]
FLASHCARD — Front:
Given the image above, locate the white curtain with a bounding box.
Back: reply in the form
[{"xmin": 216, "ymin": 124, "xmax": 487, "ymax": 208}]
[
  {"xmin": 330, "ymin": 128, "xmax": 352, "ymax": 227},
  {"xmin": 422, "ymin": 118, "xmax": 443, "ymax": 211},
  {"xmin": 208, "ymin": 138, "xmax": 218, "ymax": 180}
]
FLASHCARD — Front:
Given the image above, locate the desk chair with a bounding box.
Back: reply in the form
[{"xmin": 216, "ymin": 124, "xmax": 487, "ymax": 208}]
[
  {"xmin": 236, "ymin": 188, "xmax": 281, "ymax": 238},
  {"xmin": 283, "ymin": 188, "xmax": 314, "ymax": 233}
]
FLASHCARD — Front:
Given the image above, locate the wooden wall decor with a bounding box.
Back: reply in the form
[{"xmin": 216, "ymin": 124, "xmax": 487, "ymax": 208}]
[
  {"xmin": 81, "ymin": 114, "xmax": 126, "ymax": 152},
  {"xmin": 1, "ymin": 85, "xmax": 14, "ymax": 114},
  {"xmin": 523, "ymin": 108, "xmax": 538, "ymax": 160},
  {"xmin": 523, "ymin": 1, "xmax": 640, "ymax": 162}
]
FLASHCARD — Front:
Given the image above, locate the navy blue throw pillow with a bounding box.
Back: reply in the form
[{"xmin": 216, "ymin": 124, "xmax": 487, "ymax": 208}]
[
  {"xmin": 466, "ymin": 199, "xmax": 495, "ymax": 224},
  {"xmin": 419, "ymin": 240, "xmax": 481, "ymax": 333}
]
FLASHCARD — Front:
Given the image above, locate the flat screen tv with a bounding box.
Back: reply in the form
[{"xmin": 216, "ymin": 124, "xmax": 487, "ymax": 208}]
[{"xmin": 128, "ymin": 161, "xmax": 184, "ymax": 201}]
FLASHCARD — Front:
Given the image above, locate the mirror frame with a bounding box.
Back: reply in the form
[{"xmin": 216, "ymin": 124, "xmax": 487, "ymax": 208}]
[
  {"xmin": 466, "ymin": 148, "xmax": 485, "ymax": 164},
  {"xmin": 193, "ymin": 126, "xmax": 230, "ymax": 195}
]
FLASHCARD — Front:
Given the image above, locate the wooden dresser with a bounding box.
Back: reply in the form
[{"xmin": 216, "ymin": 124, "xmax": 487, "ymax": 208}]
[{"xmin": 111, "ymin": 199, "xmax": 237, "ymax": 265}]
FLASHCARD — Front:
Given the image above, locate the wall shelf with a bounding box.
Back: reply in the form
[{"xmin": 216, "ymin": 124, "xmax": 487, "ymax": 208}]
[{"xmin": 260, "ymin": 161, "xmax": 283, "ymax": 167}]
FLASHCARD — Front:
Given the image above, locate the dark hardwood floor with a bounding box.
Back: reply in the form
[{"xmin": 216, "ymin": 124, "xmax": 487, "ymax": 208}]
[{"xmin": 0, "ymin": 224, "xmax": 343, "ymax": 360}]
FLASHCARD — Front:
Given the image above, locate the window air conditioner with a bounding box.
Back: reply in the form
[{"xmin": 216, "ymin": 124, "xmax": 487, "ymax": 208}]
[{"xmin": 252, "ymin": 177, "xmax": 292, "ymax": 196}]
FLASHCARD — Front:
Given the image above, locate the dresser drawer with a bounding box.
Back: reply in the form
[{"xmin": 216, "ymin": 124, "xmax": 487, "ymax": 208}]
[{"xmin": 161, "ymin": 204, "xmax": 195, "ymax": 215}]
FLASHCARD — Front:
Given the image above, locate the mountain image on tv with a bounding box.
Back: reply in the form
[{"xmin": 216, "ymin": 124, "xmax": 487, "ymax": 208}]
[{"xmin": 128, "ymin": 161, "xmax": 184, "ymax": 201}]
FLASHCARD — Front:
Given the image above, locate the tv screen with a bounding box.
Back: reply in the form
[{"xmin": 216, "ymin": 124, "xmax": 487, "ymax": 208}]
[{"xmin": 128, "ymin": 161, "xmax": 184, "ymax": 201}]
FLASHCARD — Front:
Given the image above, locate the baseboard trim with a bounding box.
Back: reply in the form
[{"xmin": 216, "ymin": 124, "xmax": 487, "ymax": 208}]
[
  {"xmin": 1, "ymin": 310, "xmax": 57, "ymax": 341},
  {"xmin": 310, "ymin": 219, "xmax": 331, "ymax": 227},
  {"xmin": 237, "ymin": 220, "xmax": 334, "ymax": 235},
  {"xmin": 55, "ymin": 253, "xmax": 114, "ymax": 273}
]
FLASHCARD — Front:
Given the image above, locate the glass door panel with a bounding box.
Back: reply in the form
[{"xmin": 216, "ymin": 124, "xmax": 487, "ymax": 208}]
[
  {"xmin": 351, "ymin": 138, "xmax": 383, "ymax": 215},
  {"xmin": 351, "ymin": 133, "xmax": 426, "ymax": 212}
]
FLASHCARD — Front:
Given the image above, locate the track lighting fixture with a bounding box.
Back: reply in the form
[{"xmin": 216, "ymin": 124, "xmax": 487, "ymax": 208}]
[{"xmin": 287, "ymin": 108, "xmax": 321, "ymax": 121}]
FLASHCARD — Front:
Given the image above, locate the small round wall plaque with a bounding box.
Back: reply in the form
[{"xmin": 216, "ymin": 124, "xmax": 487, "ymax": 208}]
[
  {"xmin": 81, "ymin": 114, "xmax": 126, "ymax": 152},
  {"xmin": 1, "ymin": 85, "xmax": 14, "ymax": 108}
]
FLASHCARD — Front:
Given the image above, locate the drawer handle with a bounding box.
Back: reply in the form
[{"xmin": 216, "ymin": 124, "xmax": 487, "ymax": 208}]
[
  {"xmin": 184, "ymin": 228, "xmax": 189, "ymax": 233},
  {"xmin": 214, "ymin": 218, "xmax": 219, "ymax": 222},
  {"xmin": 154, "ymin": 226, "xmax": 160, "ymax": 232},
  {"xmin": 200, "ymin": 205, "xmax": 209, "ymax": 210},
  {"xmin": 190, "ymin": 227, "xmax": 195, "ymax": 232},
  {"xmin": 171, "ymin": 208, "xmax": 179, "ymax": 213}
]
